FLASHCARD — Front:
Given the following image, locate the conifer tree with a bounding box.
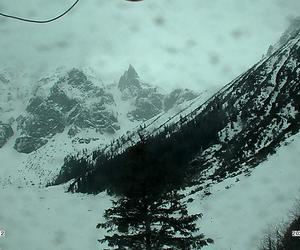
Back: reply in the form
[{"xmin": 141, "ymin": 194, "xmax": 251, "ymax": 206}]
[
  {"xmin": 97, "ymin": 189, "xmax": 213, "ymax": 250},
  {"xmin": 96, "ymin": 130, "xmax": 213, "ymax": 249}
]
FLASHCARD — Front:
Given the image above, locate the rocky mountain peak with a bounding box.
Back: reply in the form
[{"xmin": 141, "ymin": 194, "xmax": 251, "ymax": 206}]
[
  {"xmin": 62, "ymin": 68, "xmax": 94, "ymax": 92},
  {"xmin": 0, "ymin": 122, "xmax": 13, "ymax": 148},
  {"xmin": 127, "ymin": 64, "xmax": 139, "ymax": 79},
  {"xmin": 0, "ymin": 66, "xmax": 199, "ymax": 154},
  {"xmin": 164, "ymin": 88, "xmax": 198, "ymax": 111},
  {"xmin": 118, "ymin": 64, "xmax": 141, "ymax": 95},
  {"xmin": 12, "ymin": 68, "xmax": 119, "ymax": 153}
]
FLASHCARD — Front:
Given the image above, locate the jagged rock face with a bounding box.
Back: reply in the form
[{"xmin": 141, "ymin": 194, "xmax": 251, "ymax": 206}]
[
  {"xmin": 119, "ymin": 65, "xmax": 199, "ymax": 121},
  {"xmin": 127, "ymin": 87, "xmax": 198, "ymax": 122},
  {"xmin": 0, "ymin": 122, "xmax": 13, "ymax": 148},
  {"xmin": 164, "ymin": 89, "xmax": 198, "ymax": 111},
  {"xmin": 127, "ymin": 90, "xmax": 164, "ymax": 121},
  {"xmin": 118, "ymin": 65, "xmax": 164, "ymax": 121},
  {"xmin": 14, "ymin": 68, "xmax": 119, "ymax": 153},
  {"xmin": 14, "ymin": 136, "xmax": 47, "ymax": 154},
  {"xmin": 67, "ymin": 103, "xmax": 118, "ymax": 133},
  {"xmin": 118, "ymin": 64, "xmax": 141, "ymax": 99},
  {"xmin": 22, "ymin": 101, "xmax": 65, "ymax": 138},
  {"xmin": 1, "ymin": 66, "xmax": 198, "ymax": 154}
]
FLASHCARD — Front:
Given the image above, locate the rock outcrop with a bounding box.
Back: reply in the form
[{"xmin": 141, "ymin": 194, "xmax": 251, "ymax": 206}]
[{"xmin": 0, "ymin": 122, "xmax": 13, "ymax": 148}]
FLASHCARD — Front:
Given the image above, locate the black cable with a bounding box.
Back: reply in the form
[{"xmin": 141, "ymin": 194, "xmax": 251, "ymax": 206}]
[{"xmin": 0, "ymin": 0, "xmax": 80, "ymax": 23}]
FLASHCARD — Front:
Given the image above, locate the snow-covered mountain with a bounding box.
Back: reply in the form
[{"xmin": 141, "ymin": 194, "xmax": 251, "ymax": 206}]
[
  {"xmin": 0, "ymin": 65, "xmax": 198, "ymax": 153},
  {"xmin": 1, "ymin": 23, "xmax": 300, "ymax": 250},
  {"xmin": 189, "ymin": 29, "xmax": 300, "ymax": 192},
  {"xmin": 43, "ymin": 26, "xmax": 300, "ymax": 249},
  {"xmin": 0, "ymin": 65, "xmax": 199, "ymax": 186}
]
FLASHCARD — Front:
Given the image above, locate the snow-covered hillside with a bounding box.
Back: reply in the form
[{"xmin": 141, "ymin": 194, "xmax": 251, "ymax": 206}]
[
  {"xmin": 1, "ymin": 125, "xmax": 300, "ymax": 250},
  {"xmin": 193, "ymin": 132, "xmax": 300, "ymax": 250},
  {"xmin": 1, "ymin": 4, "xmax": 300, "ymax": 250},
  {"xmin": 68, "ymin": 28, "xmax": 300, "ymax": 196},
  {"xmin": 59, "ymin": 25, "xmax": 300, "ymax": 249}
]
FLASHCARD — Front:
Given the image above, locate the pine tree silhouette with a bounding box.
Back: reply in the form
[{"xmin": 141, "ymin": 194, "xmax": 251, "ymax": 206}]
[
  {"xmin": 97, "ymin": 136, "xmax": 213, "ymax": 249},
  {"xmin": 97, "ymin": 190, "xmax": 213, "ymax": 249}
]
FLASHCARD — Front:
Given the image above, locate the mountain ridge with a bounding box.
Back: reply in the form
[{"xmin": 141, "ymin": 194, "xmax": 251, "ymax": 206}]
[
  {"xmin": 65, "ymin": 30, "xmax": 300, "ymax": 196},
  {"xmin": 0, "ymin": 65, "xmax": 199, "ymax": 154},
  {"xmin": 0, "ymin": 65, "xmax": 200, "ymax": 187}
]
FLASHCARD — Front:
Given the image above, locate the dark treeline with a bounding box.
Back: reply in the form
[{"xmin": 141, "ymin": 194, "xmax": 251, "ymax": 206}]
[
  {"xmin": 51, "ymin": 102, "xmax": 224, "ymax": 249},
  {"xmin": 51, "ymin": 153, "xmax": 91, "ymax": 186},
  {"xmin": 91, "ymin": 128, "xmax": 217, "ymax": 249},
  {"xmin": 50, "ymin": 99, "xmax": 226, "ymax": 249},
  {"xmin": 60, "ymin": 97, "xmax": 227, "ymax": 195},
  {"xmin": 94, "ymin": 136, "xmax": 215, "ymax": 249}
]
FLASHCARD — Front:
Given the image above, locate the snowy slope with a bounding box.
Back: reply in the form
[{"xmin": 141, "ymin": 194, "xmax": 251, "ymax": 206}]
[
  {"xmin": 60, "ymin": 27, "xmax": 300, "ymax": 249},
  {"xmin": 0, "ymin": 4, "xmax": 300, "ymax": 249},
  {"xmin": 0, "ymin": 185, "xmax": 111, "ymax": 250},
  {"xmin": 194, "ymin": 132, "xmax": 300, "ymax": 250},
  {"xmin": 1, "ymin": 123, "xmax": 300, "ymax": 250},
  {"xmin": 68, "ymin": 29, "xmax": 300, "ymax": 194}
]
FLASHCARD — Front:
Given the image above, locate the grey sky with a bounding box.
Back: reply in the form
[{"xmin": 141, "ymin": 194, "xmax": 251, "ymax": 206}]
[{"xmin": 0, "ymin": 0, "xmax": 299, "ymax": 91}]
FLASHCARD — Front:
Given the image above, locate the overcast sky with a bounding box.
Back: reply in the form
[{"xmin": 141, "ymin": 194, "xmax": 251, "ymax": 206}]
[{"xmin": 0, "ymin": 0, "xmax": 299, "ymax": 92}]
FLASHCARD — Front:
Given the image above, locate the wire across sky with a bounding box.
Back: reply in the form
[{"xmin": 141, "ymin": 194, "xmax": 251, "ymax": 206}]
[{"xmin": 0, "ymin": 0, "xmax": 80, "ymax": 23}]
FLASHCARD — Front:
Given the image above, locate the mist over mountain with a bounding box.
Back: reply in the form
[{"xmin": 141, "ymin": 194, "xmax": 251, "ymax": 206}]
[
  {"xmin": 0, "ymin": 15, "xmax": 300, "ymax": 250},
  {"xmin": 1, "ymin": 0, "xmax": 299, "ymax": 92}
]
